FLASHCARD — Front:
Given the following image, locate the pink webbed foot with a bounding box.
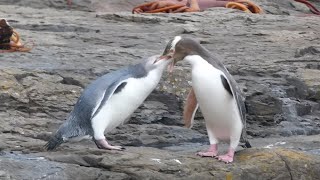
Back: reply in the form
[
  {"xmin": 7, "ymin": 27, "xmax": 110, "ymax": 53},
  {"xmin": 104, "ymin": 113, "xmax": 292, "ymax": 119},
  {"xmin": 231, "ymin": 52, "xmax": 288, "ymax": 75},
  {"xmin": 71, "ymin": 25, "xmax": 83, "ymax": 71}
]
[
  {"xmin": 217, "ymin": 148, "xmax": 235, "ymax": 163},
  {"xmin": 94, "ymin": 139, "xmax": 125, "ymax": 151},
  {"xmin": 197, "ymin": 151, "xmax": 218, "ymax": 157},
  {"xmin": 196, "ymin": 144, "xmax": 218, "ymax": 157}
]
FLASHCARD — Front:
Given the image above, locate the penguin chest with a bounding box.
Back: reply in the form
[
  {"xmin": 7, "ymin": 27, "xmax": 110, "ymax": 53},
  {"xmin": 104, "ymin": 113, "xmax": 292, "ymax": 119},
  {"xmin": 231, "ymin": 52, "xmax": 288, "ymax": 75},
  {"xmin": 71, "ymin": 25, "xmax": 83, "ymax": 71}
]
[
  {"xmin": 92, "ymin": 70, "xmax": 161, "ymax": 133},
  {"xmin": 191, "ymin": 64, "xmax": 240, "ymax": 129}
]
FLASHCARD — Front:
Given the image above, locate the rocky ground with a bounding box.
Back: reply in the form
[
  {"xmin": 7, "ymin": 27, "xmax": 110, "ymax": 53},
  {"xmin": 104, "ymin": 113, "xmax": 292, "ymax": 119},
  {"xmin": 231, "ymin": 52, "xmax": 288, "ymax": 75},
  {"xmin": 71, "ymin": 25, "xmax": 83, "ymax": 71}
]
[{"xmin": 0, "ymin": 0, "xmax": 320, "ymax": 179}]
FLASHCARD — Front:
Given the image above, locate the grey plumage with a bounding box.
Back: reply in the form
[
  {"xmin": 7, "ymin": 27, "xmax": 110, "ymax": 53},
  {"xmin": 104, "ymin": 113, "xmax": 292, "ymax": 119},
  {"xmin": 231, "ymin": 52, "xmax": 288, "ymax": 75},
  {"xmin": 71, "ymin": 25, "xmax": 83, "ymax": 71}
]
[{"xmin": 45, "ymin": 61, "xmax": 149, "ymax": 150}]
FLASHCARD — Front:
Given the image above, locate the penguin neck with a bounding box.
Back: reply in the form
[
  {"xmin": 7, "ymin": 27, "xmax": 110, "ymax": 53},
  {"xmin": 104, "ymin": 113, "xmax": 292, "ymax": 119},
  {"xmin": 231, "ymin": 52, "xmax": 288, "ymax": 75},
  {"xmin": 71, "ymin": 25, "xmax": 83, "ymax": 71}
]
[
  {"xmin": 184, "ymin": 55, "xmax": 210, "ymax": 68},
  {"xmin": 153, "ymin": 60, "xmax": 171, "ymax": 74}
]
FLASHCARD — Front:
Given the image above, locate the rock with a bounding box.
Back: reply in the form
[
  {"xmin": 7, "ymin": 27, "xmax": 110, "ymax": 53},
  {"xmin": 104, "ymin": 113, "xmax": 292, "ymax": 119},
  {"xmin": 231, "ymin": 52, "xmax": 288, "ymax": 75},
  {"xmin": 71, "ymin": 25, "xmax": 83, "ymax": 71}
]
[
  {"xmin": 0, "ymin": 170, "xmax": 10, "ymax": 180},
  {"xmin": 295, "ymin": 46, "xmax": 320, "ymax": 58},
  {"xmin": 298, "ymin": 69, "xmax": 320, "ymax": 101},
  {"xmin": 107, "ymin": 124, "xmax": 208, "ymax": 148},
  {"xmin": 40, "ymin": 147, "xmax": 320, "ymax": 179},
  {"xmin": 0, "ymin": 152, "xmax": 129, "ymax": 180},
  {"xmin": 290, "ymin": 1, "xmax": 311, "ymax": 13},
  {"xmin": 0, "ymin": 0, "xmax": 320, "ymax": 179},
  {"xmin": 0, "ymin": 141, "xmax": 8, "ymax": 152}
]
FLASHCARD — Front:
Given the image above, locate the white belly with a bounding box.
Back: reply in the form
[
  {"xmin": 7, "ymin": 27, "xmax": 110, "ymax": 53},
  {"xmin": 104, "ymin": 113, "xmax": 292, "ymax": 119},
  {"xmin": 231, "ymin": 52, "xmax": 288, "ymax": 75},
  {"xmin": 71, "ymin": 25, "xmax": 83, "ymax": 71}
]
[
  {"xmin": 91, "ymin": 69, "xmax": 162, "ymax": 139},
  {"xmin": 189, "ymin": 59, "xmax": 243, "ymax": 135}
]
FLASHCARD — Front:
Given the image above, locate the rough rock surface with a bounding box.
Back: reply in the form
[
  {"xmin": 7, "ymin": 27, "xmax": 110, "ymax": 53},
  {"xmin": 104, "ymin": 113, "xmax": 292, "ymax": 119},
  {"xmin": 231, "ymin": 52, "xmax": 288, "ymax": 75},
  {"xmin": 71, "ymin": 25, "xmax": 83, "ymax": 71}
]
[{"xmin": 0, "ymin": 0, "xmax": 319, "ymax": 179}]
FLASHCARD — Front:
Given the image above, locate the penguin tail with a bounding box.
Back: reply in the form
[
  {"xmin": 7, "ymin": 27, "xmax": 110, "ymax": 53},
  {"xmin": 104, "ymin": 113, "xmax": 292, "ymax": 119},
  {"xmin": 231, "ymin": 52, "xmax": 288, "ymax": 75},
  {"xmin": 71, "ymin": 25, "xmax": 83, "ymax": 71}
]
[
  {"xmin": 44, "ymin": 133, "xmax": 64, "ymax": 151},
  {"xmin": 44, "ymin": 115, "xmax": 89, "ymax": 151}
]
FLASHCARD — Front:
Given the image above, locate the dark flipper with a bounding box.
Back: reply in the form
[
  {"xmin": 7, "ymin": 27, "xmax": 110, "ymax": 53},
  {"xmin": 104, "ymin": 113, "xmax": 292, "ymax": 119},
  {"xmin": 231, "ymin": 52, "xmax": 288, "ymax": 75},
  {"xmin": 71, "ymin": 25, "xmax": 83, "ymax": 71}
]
[
  {"xmin": 114, "ymin": 82, "xmax": 127, "ymax": 94},
  {"xmin": 220, "ymin": 75, "xmax": 251, "ymax": 148},
  {"xmin": 220, "ymin": 75, "xmax": 233, "ymax": 96}
]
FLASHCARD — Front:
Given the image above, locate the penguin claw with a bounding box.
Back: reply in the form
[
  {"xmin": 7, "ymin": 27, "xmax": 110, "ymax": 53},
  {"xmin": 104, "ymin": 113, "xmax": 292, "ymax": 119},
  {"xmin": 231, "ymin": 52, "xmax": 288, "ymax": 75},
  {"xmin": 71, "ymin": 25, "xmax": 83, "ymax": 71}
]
[
  {"xmin": 93, "ymin": 139, "xmax": 125, "ymax": 151},
  {"xmin": 217, "ymin": 154, "xmax": 234, "ymax": 163},
  {"xmin": 217, "ymin": 148, "xmax": 235, "ymax": 163},
  {"xmin": 105, "ymin": 145, "xmax": 124, "ymax": 151},
  {"xmin": 111, "ymin": 145, "xmax": 125, "ymax": 151},
  {"xmin": 196, "ymin": 151, "xmax": 218, "ymax": 157}
]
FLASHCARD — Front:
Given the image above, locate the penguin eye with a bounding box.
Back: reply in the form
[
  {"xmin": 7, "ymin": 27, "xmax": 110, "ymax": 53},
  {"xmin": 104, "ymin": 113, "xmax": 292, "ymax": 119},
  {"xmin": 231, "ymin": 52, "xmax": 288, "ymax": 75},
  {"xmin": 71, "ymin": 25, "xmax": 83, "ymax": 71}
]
[{"xmin": 162, "ymin": 39, "xmax": 175, "ymax": 55}]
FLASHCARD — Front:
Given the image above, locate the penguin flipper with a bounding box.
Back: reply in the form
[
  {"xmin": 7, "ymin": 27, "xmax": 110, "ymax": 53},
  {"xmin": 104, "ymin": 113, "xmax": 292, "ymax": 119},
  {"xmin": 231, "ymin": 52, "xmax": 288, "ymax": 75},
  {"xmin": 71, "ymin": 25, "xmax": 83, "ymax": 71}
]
[
  {"xmin": 218, "ymin": 69, "xmax": 250, "ymax": 147},
  {"xmin": 220, "ymin": 75, "xmax": 233, "ymax": 97},
  {"xmin": 91, "ymin": 80, "xmax": 128, "ymax": 119},
  {"xmin": 183, "ymin": 88, "xmax": 198, "ymax": 128}
]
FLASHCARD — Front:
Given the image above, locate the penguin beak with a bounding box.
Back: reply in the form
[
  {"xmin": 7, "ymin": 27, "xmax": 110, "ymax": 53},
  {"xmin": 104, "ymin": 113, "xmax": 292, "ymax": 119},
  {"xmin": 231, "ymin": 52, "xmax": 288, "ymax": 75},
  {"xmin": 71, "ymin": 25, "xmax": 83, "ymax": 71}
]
[
  {"xmin": 153, "ymin": 50, "xmax": 175, "ymax": 64},
  {"xmin": 153, "ymin": 55, "xmax": 171, "ymax": 64}
]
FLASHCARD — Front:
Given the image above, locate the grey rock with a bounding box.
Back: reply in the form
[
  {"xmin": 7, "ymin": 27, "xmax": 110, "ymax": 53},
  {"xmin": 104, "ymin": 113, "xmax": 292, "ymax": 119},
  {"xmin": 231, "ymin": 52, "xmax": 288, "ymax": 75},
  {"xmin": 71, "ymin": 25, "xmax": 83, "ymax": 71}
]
[
  {"xmin": 0, "ymin": 170, "xmax": 11, "ymax": 180},
  {"xmin": 0, "ymin": 152, "xmax": 129, "ymax": 180},
  {"xmin": 290, "ymin": 1, "xmax": 311, "ymax": 13},
  {"xmin": 0, "ymin": 0, "xmax": 320, "ymax": 179}
]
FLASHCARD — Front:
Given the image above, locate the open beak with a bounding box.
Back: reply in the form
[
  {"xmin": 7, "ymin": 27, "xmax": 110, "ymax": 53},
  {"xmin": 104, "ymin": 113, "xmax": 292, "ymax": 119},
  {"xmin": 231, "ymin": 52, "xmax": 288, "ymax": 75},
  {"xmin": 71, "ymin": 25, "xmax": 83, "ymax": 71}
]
[
  {"xmin": 153, "ymin": 49, "xmax": 175, "ymax": 64},
  {"xmin": 153, "ymin": 55, "xmax": 171, "ymax": 64}
]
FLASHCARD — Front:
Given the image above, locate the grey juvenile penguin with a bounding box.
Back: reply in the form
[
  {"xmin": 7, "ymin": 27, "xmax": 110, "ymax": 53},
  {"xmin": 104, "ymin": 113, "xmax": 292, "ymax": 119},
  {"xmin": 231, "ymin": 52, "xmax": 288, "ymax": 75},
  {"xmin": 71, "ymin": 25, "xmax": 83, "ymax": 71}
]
[
  {"xmin": 45, "ymin": 55, "xmax": 171, "ymax": 151},
  {"xmin": 157, "ymin": 36, "xmax": 251, "ymax": 163}
]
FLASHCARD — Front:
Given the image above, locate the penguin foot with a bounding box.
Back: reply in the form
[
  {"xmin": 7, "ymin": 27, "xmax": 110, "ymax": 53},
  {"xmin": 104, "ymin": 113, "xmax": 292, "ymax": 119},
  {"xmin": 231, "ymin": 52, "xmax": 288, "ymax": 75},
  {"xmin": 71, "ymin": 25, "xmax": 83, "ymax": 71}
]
[
  {"xmin": 216, "ymin": 148, "xmax": 235, "ymax": 163},
  {"xmin": 94, "ymin": 139, "xmax": 125, "ymax": 151},
  {"xmin": 217, "ymin": 154, "xmax": 234, "ymax": 163},
  {"xmin": 196, "ymin": 151, "xmax": 218, "ymax": 157},
  {"xmin": 196, "ymin": 144, "xmax": 218, "ymax": 157}
]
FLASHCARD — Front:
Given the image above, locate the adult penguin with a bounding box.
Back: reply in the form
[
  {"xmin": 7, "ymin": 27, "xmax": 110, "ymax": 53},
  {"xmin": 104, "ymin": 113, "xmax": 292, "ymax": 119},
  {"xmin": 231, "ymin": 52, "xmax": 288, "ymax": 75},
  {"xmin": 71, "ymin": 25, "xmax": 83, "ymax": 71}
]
[
  {"xmin": 45, "ymin": 55, "xmax": 172, "ymax": 151},
  {"xmin": 157, "ymin": 36, "xmax": 251, "ymax": 163}
]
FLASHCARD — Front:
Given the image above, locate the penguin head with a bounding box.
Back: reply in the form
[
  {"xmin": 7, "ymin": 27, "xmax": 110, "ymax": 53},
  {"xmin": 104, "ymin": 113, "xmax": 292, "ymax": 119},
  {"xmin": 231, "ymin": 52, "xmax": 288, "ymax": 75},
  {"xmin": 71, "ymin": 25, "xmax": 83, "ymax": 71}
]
[{"xmin": 160, "ymin": 36, "xmax": 204, "ymax": 65}]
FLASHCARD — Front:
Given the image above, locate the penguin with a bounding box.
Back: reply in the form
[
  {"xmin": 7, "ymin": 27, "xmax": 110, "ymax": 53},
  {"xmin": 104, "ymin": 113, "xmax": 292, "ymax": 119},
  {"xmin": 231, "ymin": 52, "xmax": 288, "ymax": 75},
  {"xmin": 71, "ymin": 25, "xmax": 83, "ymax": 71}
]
[
  {"xmin": 157, "ymin": 36, "xmax": 251, "ymax": 163},
  {"xmin": 45, "ymin": 55, "xmax": 172, "ymax": 151}
]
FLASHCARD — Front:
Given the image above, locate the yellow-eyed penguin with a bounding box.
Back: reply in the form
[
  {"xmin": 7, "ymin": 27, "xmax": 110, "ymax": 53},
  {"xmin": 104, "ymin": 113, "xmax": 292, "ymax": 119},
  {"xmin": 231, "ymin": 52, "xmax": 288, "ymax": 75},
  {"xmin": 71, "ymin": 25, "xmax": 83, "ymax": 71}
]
[
  {"xmin": 45, "ymin": 55, "xmax": 172, "ymax": 151},
  {"xmin": 157, "ymin": 36, "xmax": 251, "ymax": 163}
]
